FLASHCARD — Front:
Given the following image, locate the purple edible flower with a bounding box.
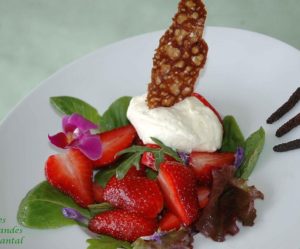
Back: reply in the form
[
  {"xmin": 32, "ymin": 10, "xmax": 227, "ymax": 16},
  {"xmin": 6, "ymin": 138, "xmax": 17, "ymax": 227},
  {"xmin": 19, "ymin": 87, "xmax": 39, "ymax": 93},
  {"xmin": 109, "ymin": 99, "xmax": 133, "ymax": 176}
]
[
  {"xmin": 49, "ymin": 113, "xmax": 102, "ymax": 160},
  {"xmin": 234, "ymin": 147, "xmax": 244, "ymax": 168},
  {"xmin": 178, "ymin": 151, "xmax": 190, "ymax": 165},
  {"xmin": 141, "ymin": 231, "xmax": 167, "ymax": 242},
  {"xmin": 62, "ymin": 207, "xmax": 89, "ymax": 226}
]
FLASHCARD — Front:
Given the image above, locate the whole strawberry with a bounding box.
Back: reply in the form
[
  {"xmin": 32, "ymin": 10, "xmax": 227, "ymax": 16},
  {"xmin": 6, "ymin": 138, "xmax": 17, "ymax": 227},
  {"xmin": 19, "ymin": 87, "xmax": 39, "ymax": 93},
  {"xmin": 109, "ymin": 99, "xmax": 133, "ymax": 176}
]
[
  {"xmin": 88, "ymin": 210, "xmax": 157, "ymax": 242},
  {"xmin": 103, "ymin": 176, "xmax": 164, "ymax": 218}
]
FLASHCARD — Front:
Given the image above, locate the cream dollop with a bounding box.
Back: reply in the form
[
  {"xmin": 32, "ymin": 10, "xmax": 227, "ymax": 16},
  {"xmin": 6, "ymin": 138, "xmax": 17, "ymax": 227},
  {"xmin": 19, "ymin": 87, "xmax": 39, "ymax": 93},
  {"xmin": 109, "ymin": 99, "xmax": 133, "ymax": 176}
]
[{"xmin": 127, "ymin": 94, "xmax": 223, "ymax": 153}]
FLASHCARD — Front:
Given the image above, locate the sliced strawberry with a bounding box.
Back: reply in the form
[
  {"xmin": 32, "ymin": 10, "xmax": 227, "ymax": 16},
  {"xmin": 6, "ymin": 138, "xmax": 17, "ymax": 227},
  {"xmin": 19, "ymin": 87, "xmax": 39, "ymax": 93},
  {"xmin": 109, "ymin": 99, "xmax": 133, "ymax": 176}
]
[
  {"xmin": 89, "ymin": 209, "xmax": 157, "ymax": 242},
  {"xmin": 93, "ymin": 183, "xmax": 105, "ymax": 203},
  {"xmin": 141, "ymin": 144, "xmax": 175, "ymax": 170},
  {"xmin": 159, "ymin": 211, "xmax": 181, "ymax": 231},
  {"xmin": 45, "ymin": 149, "xmax": 94, "ymax": 207},
  {"xmin": 93, "ymin": 125, "xmax": 137, "ymax": 167},
  {"xmin": 190, "ymin": 151, "xmax": 235, "ymax": 186},
  {"xmin": 158, "ymin": 161, "xmax": 199, "ymax": 225},
  {"xmin": 197, "ymin": 186, "xmax": 210, "ymax": 209},
  {"xmin": 103, "ymin": 176, "xmax": 163, "ymax": 218},
  {"xmin": 192, "ymin": 93, "xmax": 222, "ymax": 122}
]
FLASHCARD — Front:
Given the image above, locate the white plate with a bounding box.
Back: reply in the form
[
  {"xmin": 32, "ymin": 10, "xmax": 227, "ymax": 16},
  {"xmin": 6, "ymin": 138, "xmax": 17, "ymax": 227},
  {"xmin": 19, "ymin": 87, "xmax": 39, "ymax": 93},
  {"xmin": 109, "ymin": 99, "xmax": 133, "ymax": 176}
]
[{"xmin": 1, "ymin": 27, "xmax": 300, "ymax": 249}]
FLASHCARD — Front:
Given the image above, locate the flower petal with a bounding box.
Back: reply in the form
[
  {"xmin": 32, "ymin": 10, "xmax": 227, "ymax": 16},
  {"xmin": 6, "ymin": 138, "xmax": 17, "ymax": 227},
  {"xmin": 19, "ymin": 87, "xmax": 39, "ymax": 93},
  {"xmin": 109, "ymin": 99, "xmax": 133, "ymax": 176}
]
[
  {"xmin": 63, "ymin": 113, "xmax": 98, "ymax": 133},
  {"xmin": 62, "ymin": 208, "xmax": 89, "ymax": 226},
  {"xmin": 48, "ymin": 132, "xmax": 68, "ymax": 148},
  {"xmin": 234, "ymin": 147, "xmax": 244, "ymax": 168},
  {"xmin": 74, "ymin": 134, "xmax": 102, "ymax": 160}
]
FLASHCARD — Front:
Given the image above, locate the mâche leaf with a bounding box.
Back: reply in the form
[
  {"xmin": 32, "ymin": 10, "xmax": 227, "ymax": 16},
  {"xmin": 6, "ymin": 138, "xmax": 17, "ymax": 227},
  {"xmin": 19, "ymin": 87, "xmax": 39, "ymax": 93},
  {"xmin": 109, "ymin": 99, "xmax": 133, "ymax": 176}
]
[
  {"xmin": 50, "ymin": 96, "xmax": 101, "ymax": 125},
  {"xmin": 221, "ymin": 115, "xmax": 245, "ymax": 152},
  {"xmin": 235, "ymin": 127, "xmax": 265, "ymax": 180},
  {"xmin": 17, "ymin": 181, "xmax": 90, "ymax": 228},
  {"xmin": 87, "ymin": 235, "xmax": 132, "ymax": 249},
  {"xmin": 99, "ymin": 96, "xmax": 132, "ymax": 132}
]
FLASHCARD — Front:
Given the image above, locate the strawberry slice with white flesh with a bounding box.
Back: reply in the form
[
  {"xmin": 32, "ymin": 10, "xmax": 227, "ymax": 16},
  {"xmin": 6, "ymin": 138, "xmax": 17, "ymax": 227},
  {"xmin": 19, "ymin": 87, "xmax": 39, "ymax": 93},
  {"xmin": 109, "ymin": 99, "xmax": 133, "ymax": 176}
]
[
  {"xmin": 45, "ymin": 148, "xmax": 94, "ymax": 207},
  {"xmin": 158, "ymin": 161, "xmax": 199, "ymax": 226},
  {"xmin": 189, "ymin": 151, "xmax": 235, "ymax": 186},
  {"xmin": 93, "ymin": 124, "xmax": 137, "ymax": 167}
]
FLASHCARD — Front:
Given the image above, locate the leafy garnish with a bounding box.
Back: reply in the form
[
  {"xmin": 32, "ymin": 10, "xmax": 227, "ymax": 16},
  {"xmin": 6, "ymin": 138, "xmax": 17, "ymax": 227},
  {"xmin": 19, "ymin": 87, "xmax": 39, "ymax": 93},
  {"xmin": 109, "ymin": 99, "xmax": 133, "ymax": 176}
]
[
  {"xmin": 132, "ymin": 229, "xmax": 194, "ymax": 249},
  {"xmin": 195, "ymin": 166, "xmax": 264, "ymax": 242},
  {"xmin": 88, "ymin": 202, "xmax": 114, "ymax": 216},
  {"xmin": 221, "ymin": 115, "xmax": 245, "ymax": 152},
  {"xmin": 235, "ymin": 127, "xmax": 265, "ymax": 180},
  {"xmin": 116, "ymin": 153, "xmax": 142, "ymax": 179},
  {"xmin": 145, "ymin": 168, "xmax": 158, "ymax": 180},
  {"xmin": 87, "ymin": 235, "xmax": 132, "ymax": 249},
  {"xmin": 150, "ymin": 137, "xmax": 182, "ymax": 162},
  {"xmin": 116, "ymin": 138, "xmax": 182, "ymax": 179},
  {"xmin": 94, "ymin": 167, "xmax": 117, "ymax": 188},
  {"xmin": 99, "ymin": 96, "xmax": 132, "ymax": 132},
  {"xmin": 50, "ymin": 96, "xmax": 101, "ymax": 125},
  {"xmin": 17, "ymin": 181, "xmax": 90, "ymax": 228}
]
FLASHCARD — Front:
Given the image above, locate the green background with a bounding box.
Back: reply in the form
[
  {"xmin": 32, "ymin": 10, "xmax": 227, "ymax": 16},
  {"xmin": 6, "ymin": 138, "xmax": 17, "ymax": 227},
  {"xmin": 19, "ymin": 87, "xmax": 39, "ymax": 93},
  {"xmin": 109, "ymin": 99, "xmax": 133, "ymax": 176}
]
[{"xmin": 0, "ymin": 0, "xmax": 299, "ymax": 121}]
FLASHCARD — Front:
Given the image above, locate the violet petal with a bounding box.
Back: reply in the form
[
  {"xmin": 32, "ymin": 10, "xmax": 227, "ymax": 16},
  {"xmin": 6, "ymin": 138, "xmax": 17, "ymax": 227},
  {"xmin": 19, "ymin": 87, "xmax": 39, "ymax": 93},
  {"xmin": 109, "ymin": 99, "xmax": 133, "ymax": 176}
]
[
  {"xmin": 48, "ymin": 132, "xmax": 68, "ymax": 148},
  {"xmin": 74, "ymin": 134, "xmax": 102, "ymax": 160},
  {"xmin": 141, "ymin": 231, "xmax": 167, "ymax": 241},
  {"xmin": 234, "ymin": 147, "xmax": 244, "ymax": 168},
  {"xmin": 178, "ymin": 151, "xmax": 190, "ymax": 165},
  {"xmin": 62, "ymin": 208, "xmax": 89, "ymax": 226},
  {"xmin": 63, "ymin": 113, "xmax": 98, "ymax": 133}
]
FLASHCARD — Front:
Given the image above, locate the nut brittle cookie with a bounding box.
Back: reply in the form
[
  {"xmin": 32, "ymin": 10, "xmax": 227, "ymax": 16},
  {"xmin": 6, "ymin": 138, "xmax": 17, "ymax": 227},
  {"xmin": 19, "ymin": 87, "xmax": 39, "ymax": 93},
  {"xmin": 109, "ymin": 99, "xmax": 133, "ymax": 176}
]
[{"xmin": 147, "ymin": 0, "xmax": 208, "ymax": 108}]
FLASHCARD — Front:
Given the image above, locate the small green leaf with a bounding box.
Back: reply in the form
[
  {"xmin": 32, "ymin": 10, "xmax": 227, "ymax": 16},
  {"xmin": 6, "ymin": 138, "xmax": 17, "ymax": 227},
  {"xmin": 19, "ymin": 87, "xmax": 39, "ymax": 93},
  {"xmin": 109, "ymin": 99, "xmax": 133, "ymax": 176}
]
[
  {"xmin": 235, "ymin": 127, "xmax": 265, "ymax": 180},
  {"xmin": 117, "ymin": 145, "xmax": 153, "ymax": 156},
  {"xmin": 88, "ymin": 202, "xmax": 114, "ymax": 216},
  {"xmin": 150, "ymin": 137, "xmax": 182, "ymax": 163},
  {"xmin": 145, "ymin": 168, "xmax": 158, "ymax": 180},
  {"xmin": 17, "ymin": 181, "xmax": 90, "ymax": 229},
  {"xmin": 50, "ymin": 96, "xmax": 101, "ymax": 125},
  {"xmin": 99, "ymin": 96, "xmax": 132, "ymax": 132},
  {"xmin": 221, "ymin": 115, "xmax": 245, "ymax": 152},
  {"xmin": 87, "ymin": 235, "xmax": 132, "ymax": 249},
  {"xmin": 94, "ymin": 167, "xmax": 117, "ymax": 188},
  {"xmin": 116, "ymin": 153, "xmax": 142, "ymax": 179}
]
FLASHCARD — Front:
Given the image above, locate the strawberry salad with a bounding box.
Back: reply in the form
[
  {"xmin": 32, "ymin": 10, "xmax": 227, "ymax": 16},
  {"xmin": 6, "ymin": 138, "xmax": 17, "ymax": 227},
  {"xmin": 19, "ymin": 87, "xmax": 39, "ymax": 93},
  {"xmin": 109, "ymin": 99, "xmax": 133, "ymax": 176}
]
[
  {"xmin": 17, "ymin": 93, "xmax": 265, "ymax": 249},
  {"xmin": 17, "ymin": 0, "xmax": 265, "ymax": 248}
]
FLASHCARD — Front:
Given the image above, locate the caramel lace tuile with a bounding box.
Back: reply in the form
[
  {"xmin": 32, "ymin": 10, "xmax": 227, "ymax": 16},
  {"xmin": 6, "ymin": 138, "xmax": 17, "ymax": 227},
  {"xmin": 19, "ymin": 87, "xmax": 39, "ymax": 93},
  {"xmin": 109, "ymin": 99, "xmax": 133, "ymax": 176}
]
[{"xmin": 147, "ymin": 0, "xmax": 208, "ymax": 108}]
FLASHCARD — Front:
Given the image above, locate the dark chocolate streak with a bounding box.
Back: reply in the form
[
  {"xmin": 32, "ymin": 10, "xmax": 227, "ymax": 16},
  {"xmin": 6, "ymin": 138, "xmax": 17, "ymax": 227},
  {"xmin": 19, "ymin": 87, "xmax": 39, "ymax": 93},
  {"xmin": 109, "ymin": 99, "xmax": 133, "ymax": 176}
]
[
  {"xmin": 267, "ymin": 87, "xmax": 300, "ymax": 124},
  {"xmin": 273, "ymin": 139, "xmax": 300, "ymax": 152}
]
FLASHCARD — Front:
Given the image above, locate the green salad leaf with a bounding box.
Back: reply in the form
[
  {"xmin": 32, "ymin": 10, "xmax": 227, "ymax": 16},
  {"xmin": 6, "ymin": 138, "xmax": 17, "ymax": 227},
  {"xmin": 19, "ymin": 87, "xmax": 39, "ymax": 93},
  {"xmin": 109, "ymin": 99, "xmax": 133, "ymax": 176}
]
[
  {"xmin": 94, "ymin": 167, "xmax": 117, "ymax": 188},
  {"xmin": 221, "ymin": 115, "xmax": 245, "ymax": 152},
  {"xmin": 87, "ymin": 235, "xmax": 132, "ymax": 249},
  {"xmin": 17, "ymin": 181, "xmax": 90, "ymax": 228},
  {"xmin": 50, "ymin": 96, "xmax": 101, "ymax": 125},
  {"xmin": 99, "ymin": 96, "xmax": 132, "ymax": 132},
  {"xmin": 235, "ymin": 127, "xmax": 265, "ymax": 180}
]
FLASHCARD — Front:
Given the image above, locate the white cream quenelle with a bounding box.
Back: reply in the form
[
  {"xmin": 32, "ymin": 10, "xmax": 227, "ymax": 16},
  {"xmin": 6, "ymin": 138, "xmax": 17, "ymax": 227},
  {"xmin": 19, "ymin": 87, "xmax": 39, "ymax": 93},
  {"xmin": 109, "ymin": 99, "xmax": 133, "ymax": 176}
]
[{"xmin": 127, "ymin": 94, "xmax": 223, "ymax": 153}]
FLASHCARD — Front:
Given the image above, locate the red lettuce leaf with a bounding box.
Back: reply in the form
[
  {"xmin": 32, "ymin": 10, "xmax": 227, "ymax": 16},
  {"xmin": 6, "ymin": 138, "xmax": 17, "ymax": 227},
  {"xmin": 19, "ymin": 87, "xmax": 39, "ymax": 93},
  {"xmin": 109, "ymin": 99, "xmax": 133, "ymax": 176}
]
[{"xmin": 195, "ymin": 166, "xmax": 264, "ymax": 242}]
